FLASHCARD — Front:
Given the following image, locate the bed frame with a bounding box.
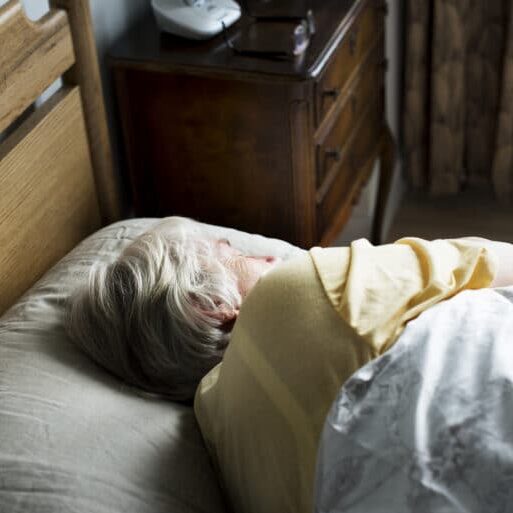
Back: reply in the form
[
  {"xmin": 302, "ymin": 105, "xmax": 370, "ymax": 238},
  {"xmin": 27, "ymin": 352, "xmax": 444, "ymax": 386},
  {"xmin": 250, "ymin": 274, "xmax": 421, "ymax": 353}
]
[{"xmin": 0, "ymin": 0, "xmax": 122, "ymax": 315}]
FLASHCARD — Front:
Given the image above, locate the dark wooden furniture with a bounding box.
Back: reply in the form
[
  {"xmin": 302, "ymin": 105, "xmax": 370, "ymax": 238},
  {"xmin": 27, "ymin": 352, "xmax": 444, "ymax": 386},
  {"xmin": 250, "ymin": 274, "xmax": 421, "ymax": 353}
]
[{"xmin": 111, "ymin": 0, "xmax": 393, "ymax": 247}]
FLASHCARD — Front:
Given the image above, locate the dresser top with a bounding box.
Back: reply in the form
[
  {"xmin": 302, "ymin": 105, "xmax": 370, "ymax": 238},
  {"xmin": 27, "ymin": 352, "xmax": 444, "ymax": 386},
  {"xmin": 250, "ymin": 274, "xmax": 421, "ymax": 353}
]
[{"xmin": 109, "ymin": 0, "xmax": 361, "ymax": 79}]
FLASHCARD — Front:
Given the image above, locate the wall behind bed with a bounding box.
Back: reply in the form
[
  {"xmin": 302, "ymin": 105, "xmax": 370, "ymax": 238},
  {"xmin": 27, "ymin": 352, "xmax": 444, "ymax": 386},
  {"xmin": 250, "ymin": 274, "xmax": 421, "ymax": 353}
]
[{"xmin": 0, "ymin": 0, "xmax": 152, "ymax": 205}]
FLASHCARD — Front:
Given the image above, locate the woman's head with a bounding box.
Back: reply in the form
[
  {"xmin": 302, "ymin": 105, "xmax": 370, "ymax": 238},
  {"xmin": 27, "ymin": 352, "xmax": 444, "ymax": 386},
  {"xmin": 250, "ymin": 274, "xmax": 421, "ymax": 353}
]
[
  {"xmin": 216, "ymin": 238, "xmax": 278, "ymax": 299},
  {"xmin": 66, "ymin": 219, "xmax": 278, "ymax": 401}
]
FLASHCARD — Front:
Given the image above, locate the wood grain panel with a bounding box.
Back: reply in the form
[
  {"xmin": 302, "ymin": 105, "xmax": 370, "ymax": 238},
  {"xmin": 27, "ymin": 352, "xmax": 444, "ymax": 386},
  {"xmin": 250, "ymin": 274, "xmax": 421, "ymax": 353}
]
[
  {"xmin": 290, "ymin": 99, "xmax": 316, "ymax": 248},
  {"xmin": 116, "ymin": 68, "xmax": 296, "ymax": 241},
  {"xmin": 0, "ymin": 0, "xmax": 74, "ymax": 133},
  {"xmin": 0, "ymin": 86, "xmax": 101, "ymax": 314}
]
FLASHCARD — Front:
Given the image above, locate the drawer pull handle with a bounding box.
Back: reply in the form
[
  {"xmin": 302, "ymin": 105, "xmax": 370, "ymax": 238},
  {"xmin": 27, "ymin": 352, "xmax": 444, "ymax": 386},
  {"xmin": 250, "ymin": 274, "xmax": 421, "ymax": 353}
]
[
  {"xmin": 326, "ymin": 148, "xmax": 342, "ymax": 162},
  {"xmin": 322, "ymin": 88, "xmax": 340, "ymax": 99}
]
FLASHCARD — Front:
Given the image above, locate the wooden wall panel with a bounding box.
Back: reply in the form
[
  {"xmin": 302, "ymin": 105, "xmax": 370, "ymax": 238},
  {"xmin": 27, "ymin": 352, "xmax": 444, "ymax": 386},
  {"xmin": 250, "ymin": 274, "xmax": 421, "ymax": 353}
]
[{"xmin": 0, "ymin": 86, "xmax": 101, "ymax": 314}]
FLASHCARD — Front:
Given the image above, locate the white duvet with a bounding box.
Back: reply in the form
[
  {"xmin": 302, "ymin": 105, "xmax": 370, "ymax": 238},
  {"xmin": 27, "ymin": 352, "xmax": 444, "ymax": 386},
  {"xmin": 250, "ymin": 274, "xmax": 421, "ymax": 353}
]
[{"xmin": 315, "ymin": 287, "xmax": 513, "ymax": 513}]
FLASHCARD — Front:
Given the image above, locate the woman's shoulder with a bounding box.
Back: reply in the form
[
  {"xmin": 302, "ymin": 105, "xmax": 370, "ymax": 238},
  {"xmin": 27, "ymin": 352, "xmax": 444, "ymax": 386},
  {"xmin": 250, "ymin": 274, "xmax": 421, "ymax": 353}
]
[{"xmin": 244, "ymin": 252, "xmax": 318, "ymax": 305}]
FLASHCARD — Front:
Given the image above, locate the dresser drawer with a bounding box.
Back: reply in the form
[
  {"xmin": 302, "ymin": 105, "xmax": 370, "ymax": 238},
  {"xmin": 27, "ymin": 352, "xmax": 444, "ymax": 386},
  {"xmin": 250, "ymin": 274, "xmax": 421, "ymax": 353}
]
[
  {"xmin": 316, "ymin": 44, "xmax": 384, "ymax": 189},
  {"xmin": 316, "ymin": 96, "xmax": 383, "ymax": 239},
  {"xmin": 316, "ymin": 0, "xmax": 384, "ymax": 125}
]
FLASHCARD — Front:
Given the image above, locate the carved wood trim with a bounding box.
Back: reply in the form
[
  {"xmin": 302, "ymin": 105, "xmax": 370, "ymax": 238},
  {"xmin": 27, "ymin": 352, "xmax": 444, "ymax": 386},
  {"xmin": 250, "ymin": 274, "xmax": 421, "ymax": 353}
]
[{"xmin": 0, "ymin": 0, "xmax": 74, "ymax": 133}]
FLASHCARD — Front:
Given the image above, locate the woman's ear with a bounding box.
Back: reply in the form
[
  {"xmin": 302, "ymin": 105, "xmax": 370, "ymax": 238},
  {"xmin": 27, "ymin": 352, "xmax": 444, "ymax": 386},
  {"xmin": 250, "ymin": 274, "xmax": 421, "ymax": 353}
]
[
  {"xmin": 209, "ymin": 305, "xmax": 240, "ymax": 323},
  {"xmin": 201, "ymin": 305, "xmax": 239, "ymax": 333},
  {"xmin": 195, "ymin": 302, "xmax": 240, "ymax": 325}
]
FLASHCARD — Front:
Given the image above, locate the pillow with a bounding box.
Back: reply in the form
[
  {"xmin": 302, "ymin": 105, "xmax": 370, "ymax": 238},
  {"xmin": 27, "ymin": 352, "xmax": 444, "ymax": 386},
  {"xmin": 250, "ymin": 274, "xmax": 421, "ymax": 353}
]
[{"xmin": 0, "ymin": 217, "xmax": 304, "ymax": 513}]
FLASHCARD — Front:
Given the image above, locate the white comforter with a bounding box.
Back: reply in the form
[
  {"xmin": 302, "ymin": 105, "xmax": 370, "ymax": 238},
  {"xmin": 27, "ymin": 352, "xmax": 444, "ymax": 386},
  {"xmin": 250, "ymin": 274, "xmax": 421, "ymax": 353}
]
[{"xmin": 314, "ymin": 287, "xmax": 513, "ymax": 513}]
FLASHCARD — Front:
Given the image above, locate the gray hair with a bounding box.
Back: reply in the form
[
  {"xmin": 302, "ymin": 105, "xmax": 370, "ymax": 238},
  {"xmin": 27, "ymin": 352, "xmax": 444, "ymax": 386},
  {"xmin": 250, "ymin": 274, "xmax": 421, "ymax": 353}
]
[{"xmin": 66, "ymin": 220, "xmax": 241, "ymax": 401}]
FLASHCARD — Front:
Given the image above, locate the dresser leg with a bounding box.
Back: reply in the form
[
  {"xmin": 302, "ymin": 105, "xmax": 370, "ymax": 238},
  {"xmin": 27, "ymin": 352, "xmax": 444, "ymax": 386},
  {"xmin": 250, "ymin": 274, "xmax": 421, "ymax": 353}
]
[{"xmin": 372, "ymin": 125, "xmax": 396, "ymax": 244}]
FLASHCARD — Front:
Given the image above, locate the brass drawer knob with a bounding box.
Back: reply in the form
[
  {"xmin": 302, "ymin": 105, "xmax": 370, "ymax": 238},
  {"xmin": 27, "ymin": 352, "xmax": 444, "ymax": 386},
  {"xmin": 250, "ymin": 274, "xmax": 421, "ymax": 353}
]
[
  {"xmin": 325, "ymin": 148, "xmax": 342, "ymax": 162},
  {"xmin": 322, "ymin": 88, "xmax": 340, "ymax": 99}
]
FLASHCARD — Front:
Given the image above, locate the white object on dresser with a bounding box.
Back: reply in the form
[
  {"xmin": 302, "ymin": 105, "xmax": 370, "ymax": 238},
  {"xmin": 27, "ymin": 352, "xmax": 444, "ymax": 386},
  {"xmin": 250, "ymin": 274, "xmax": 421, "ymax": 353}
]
[{"xmin": 151, "ymin": 0, "xmax": 241, "ymax": 40}]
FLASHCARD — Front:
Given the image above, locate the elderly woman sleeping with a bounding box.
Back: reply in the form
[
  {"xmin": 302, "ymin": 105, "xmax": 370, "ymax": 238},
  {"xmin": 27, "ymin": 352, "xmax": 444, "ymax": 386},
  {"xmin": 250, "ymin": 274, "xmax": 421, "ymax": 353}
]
[{"xmin": 67, "ymin": 217, "xmax": 513, "ymax": 513}]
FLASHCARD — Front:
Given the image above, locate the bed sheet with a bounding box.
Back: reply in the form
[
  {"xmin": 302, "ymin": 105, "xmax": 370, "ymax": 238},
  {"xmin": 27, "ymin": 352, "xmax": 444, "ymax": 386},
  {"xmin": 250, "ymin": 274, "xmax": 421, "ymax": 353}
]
[{"xmin": 314, "ymin": 287, "xmax": 513, "ymax": 513}]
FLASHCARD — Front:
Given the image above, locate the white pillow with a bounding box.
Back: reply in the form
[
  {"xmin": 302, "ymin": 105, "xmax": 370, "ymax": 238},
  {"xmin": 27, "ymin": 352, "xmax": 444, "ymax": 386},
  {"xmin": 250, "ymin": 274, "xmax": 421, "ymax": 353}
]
[{"xmin": 0, "ymin": 217, "xmax": 304, "ymax": 513}]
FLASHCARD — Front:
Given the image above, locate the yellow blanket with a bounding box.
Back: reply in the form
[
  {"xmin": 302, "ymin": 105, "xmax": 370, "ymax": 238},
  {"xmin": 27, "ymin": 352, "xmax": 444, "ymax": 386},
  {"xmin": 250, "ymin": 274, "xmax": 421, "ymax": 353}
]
[{"xmin": 195, "ymin": 238, "xmax": 496, "ymax": 513}]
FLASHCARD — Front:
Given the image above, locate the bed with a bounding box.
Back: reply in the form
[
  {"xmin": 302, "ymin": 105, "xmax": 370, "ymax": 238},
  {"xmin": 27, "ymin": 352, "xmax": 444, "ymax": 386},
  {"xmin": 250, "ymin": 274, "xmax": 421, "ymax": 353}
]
[{"xmin": 3, "ymin": 2, "xmax": 513, "ymax": 513}]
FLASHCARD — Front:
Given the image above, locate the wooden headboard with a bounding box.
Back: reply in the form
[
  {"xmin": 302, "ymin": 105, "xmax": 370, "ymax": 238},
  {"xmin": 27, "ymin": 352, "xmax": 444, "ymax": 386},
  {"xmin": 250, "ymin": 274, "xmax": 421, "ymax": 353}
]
[{"xmin": 0, "ymin": 0, "xmax": 122, "ymax": 314}]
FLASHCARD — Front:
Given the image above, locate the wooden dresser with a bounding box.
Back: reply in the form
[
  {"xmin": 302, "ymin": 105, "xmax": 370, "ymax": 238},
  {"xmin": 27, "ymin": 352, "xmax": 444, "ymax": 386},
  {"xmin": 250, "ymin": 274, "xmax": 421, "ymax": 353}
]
[{"xmin": 111, "ymin": 0, "xmax": 394, "ymax": 247}]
